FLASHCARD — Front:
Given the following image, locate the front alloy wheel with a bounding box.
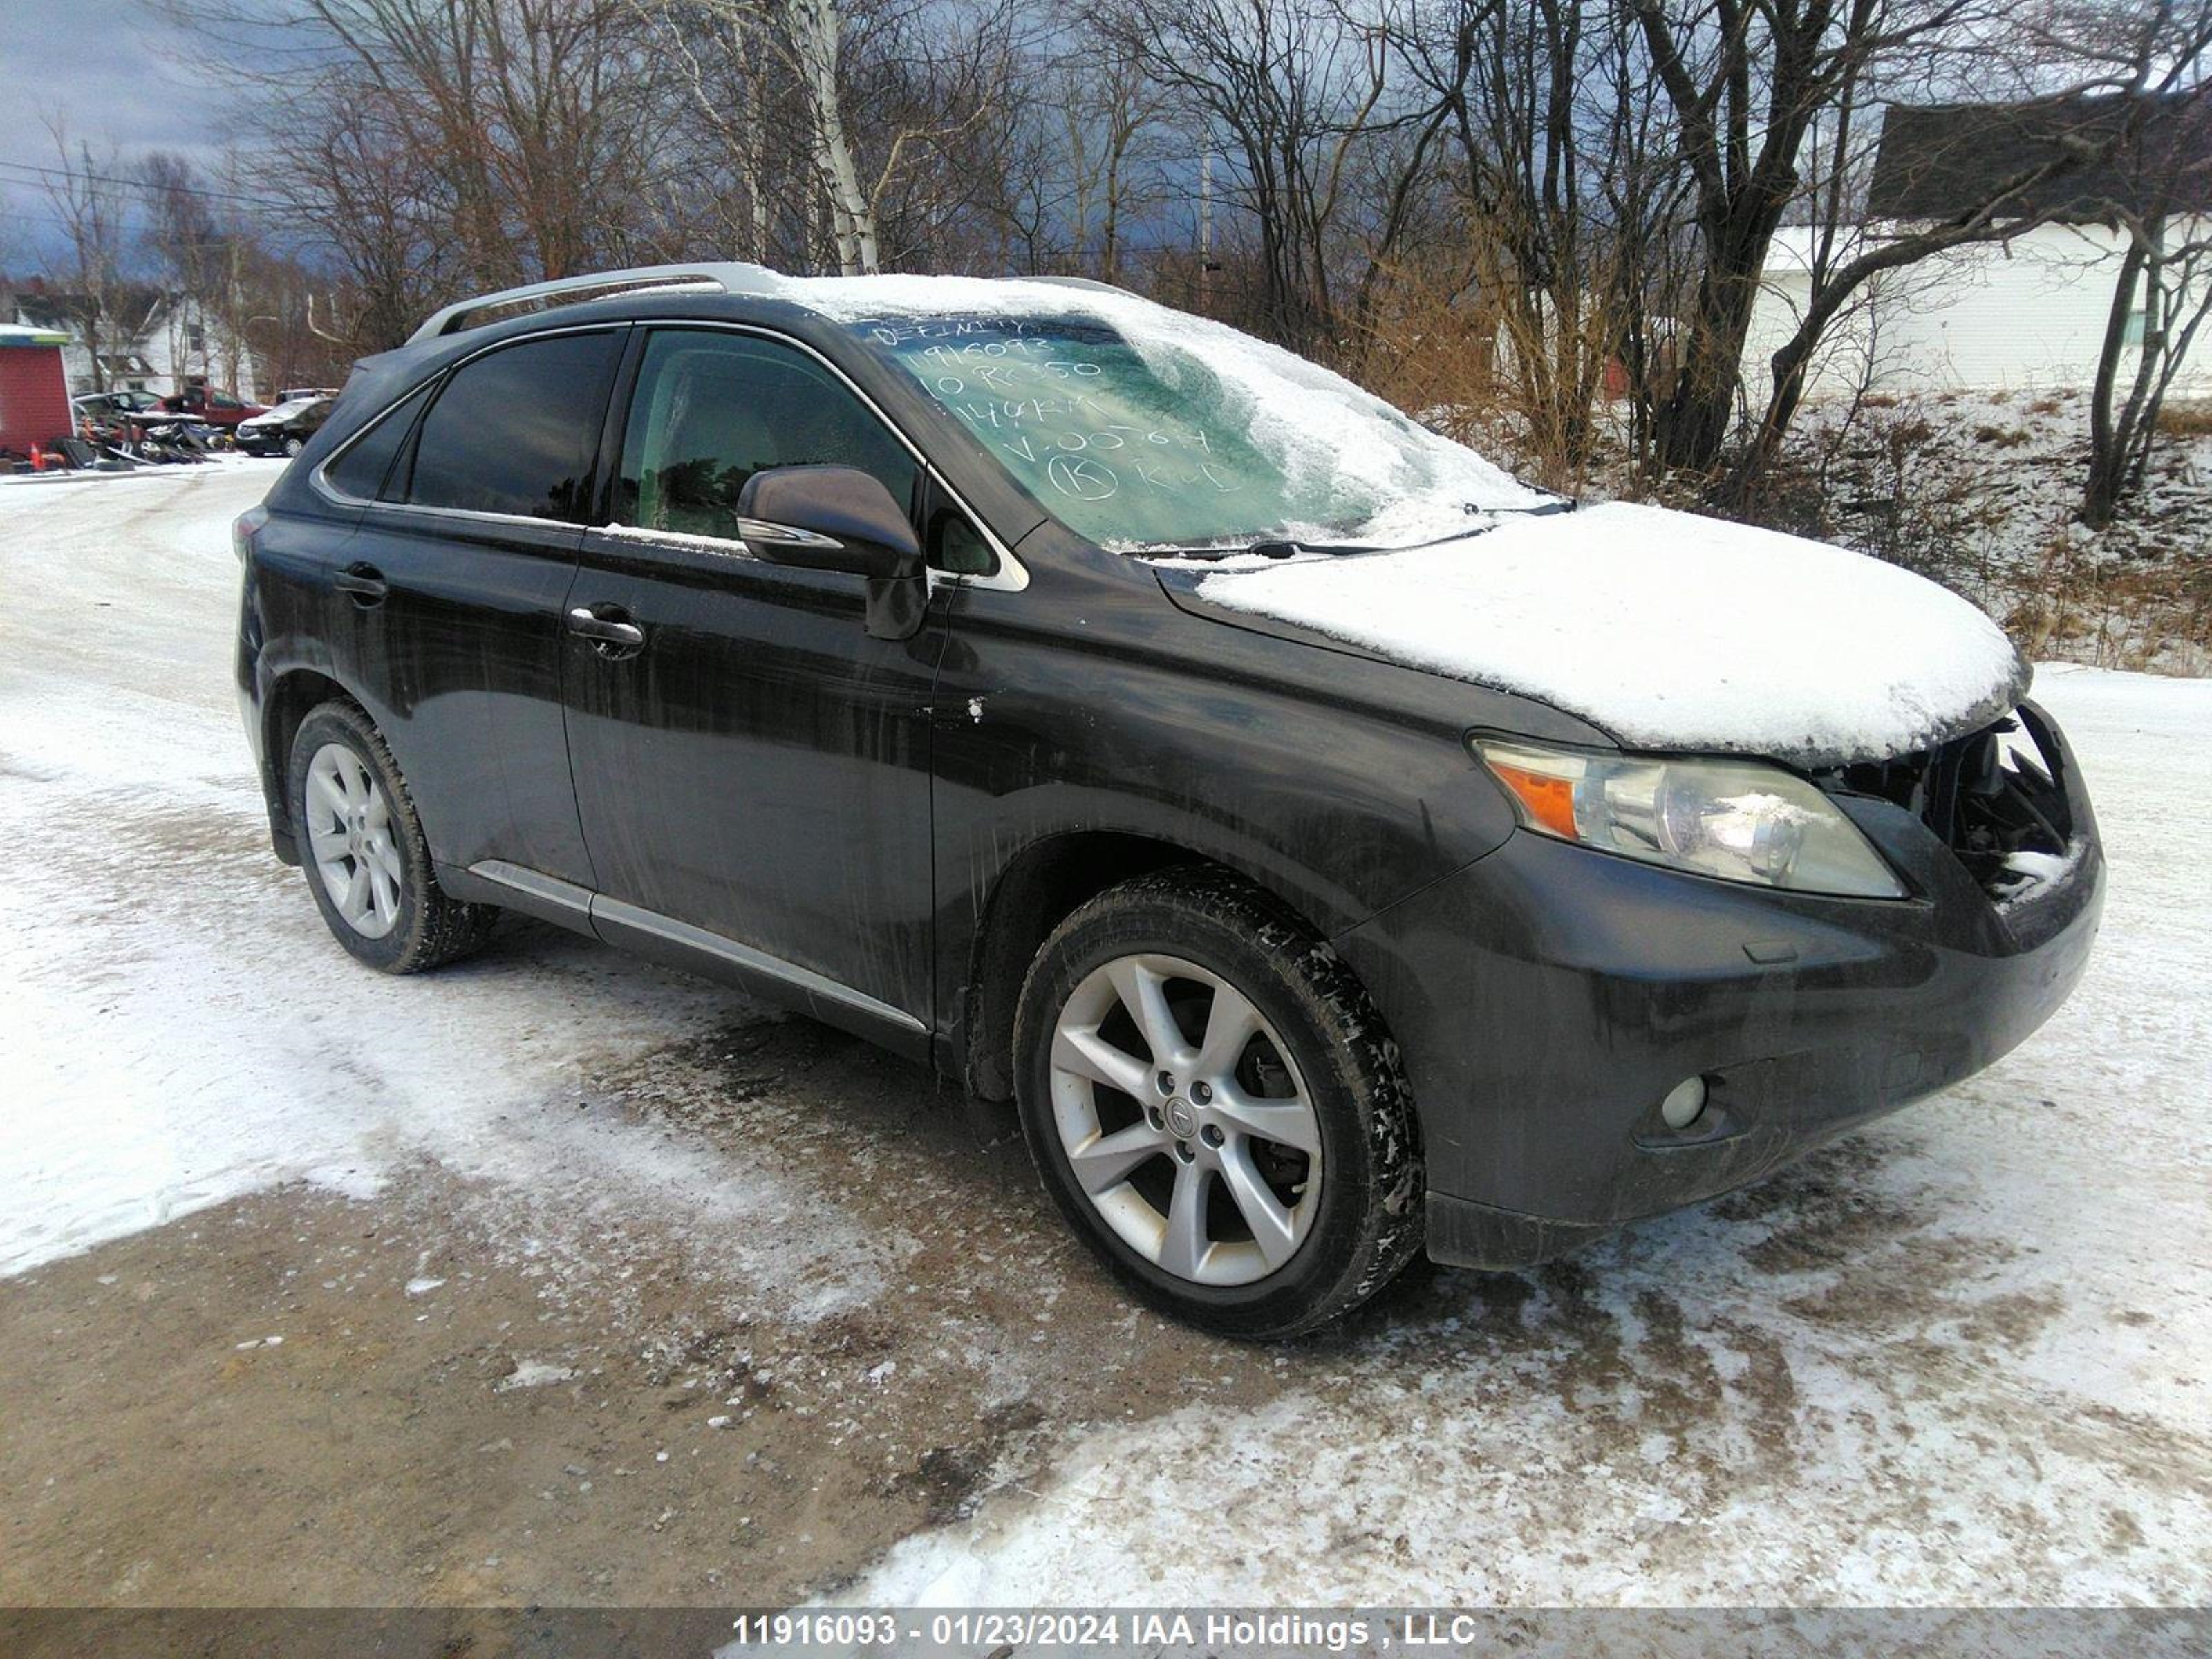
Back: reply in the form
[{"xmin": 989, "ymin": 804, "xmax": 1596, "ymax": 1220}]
[
  {"xmin": 1050, "ymin": 953, "xmax": 1322, "ymax": 1285},
  {"xmin": 1015, "ymin": 869, "xmax": 1423, "ymax": 1339}
]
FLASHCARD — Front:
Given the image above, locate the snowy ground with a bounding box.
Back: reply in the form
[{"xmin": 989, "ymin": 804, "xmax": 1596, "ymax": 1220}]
[{"xmin": 3, "ymin": 462, "xmax": 2209, "ymax": 1611}]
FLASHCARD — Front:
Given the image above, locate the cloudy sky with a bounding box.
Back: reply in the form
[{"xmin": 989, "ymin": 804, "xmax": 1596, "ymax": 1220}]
[{"xmin": 0, "ymin": 1, "xmax": 259, "ymax": 270}]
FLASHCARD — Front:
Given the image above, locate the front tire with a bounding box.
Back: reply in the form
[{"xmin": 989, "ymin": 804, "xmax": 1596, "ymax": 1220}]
[
  {"xmin": 287, "ymin": 701, "xmax": 497, "ymax": 974},
  {"xmin": 1014, "ymin": 869, "xmax": 1423, "ymax": 1339}
]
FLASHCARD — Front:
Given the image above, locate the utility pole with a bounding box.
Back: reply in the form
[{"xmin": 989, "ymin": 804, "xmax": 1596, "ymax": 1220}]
[{"xmin": 1199, "ymin": 149, "xmax": 1212, "ymax": 312}]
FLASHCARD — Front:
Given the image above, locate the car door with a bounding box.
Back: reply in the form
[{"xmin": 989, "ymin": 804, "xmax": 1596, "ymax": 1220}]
[
  {"xmin": 321, "ymin": 326, "xmax": 626, "ymax": 890},
  {"xmin": 561, "ymin": 325, "xmax": 946, "ymax": 1049}
]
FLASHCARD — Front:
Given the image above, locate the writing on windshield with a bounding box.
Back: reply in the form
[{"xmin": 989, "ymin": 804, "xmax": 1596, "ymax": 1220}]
[{"xmin": 856, "ymin": 314, "xmax": 1369, "ymax": 547}]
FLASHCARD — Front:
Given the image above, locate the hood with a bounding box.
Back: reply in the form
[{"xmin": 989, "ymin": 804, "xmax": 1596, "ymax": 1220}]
[{"xmin": 1178, "ymin": 500, "xmax": 2027, "ymax": 767}]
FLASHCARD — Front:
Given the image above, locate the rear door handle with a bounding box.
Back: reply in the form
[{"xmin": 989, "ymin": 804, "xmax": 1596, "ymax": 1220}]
[
  {"xmin": 334, "ymin": 563, "xmax": 387, "ymax": 605},
  {"xmin": 568, "ymin": 605, "xmax": 646, "ymax": 655}
]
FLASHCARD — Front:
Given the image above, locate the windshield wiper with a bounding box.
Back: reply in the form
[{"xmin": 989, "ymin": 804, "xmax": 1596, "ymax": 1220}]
[
  {"xmin": 1145, "ymin": 540, "xmax": 1308, "ymax": 563},
  {"xmin": 1152, "ymin": 498, "xmax": 1577, "ymax": 564}
]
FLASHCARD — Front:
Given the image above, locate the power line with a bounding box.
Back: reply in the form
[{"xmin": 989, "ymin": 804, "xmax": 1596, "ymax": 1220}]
[{"xmin": 0, "ymin": 159, "xmax": 287, "ymax": 213}]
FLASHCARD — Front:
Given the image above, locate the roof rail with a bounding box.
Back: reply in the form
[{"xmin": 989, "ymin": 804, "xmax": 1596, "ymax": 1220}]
[{"xmin": 407, "ymin": 263, "xmax": 786, "ymax": 344}]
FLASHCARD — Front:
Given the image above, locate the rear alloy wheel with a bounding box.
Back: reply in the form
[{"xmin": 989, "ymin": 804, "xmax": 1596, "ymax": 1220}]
[
  {"xmin": 283, "ymin": 435, "xmax": 305, "ymax": 457},
  {"xmin": 287, "ymin": 700, "xmax": 498, "ymax": 974},
  {"xmin": 304, "ymin": 742, "xmax": 403, "ymax": 939},
  {"xmin": 1015, "ymin": 869, "xmax": 1423, "ymax": 1338}
]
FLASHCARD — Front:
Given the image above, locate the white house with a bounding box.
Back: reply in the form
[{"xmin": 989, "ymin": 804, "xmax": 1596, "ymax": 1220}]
[
  {"xmin": 0, "ymin": 285, "xmax": 261, "ymax": 402},
  {"xmin": 1744, "ymin": 95, "xmax": 2211, "ymax": 401}
]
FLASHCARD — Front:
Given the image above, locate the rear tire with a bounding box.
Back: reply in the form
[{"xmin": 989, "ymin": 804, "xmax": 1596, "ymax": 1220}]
[
  {"xmin": 1014, "ymin": 868, "xmax": 1423, "ymax": 1339},
  {"xmin": 287, "ymin": 701, "xmax": 498, "ymax": 974}
]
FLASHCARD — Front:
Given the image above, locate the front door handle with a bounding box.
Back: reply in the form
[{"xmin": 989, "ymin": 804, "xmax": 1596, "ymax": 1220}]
[
  {"xmin": 568, "ymin": 605, "xmax": 646, "ymax": 655},
  {"xmin": 334, "ymin": 563, "xmax": 388, "ymax": 606}
]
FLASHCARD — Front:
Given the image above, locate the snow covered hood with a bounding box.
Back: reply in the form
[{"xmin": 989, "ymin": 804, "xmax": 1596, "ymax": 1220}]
[
  {"xmin": 1189, "ymin": 501, "xmax": 2029, "ymax": 766},
  {"xmin": 241, "ymin": 397, "xmax": 321, "ymax": 426}
]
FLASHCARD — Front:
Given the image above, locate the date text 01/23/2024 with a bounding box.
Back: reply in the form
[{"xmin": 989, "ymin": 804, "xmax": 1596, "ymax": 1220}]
[{"xmin": 726, "ymin": 1611, "xmax": 1499, "ymax": 1651}]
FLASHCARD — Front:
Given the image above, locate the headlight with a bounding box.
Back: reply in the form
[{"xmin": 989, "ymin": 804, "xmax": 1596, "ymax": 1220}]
[{"xmin": 1472, "ymin": 737, "xmax": 1905, "ymax": 898}]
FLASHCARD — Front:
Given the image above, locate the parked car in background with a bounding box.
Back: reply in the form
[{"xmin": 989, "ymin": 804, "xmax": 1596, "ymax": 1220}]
[
  {"xmin": 159, "ymin": 386, "xmax": 266, "ymax": 427},
  {"xmin": 234, "ymin": 263, "xmax": 2103, "ymax": 1338},
  {"xmin": 273, "ymin": 386, "xmax": 343, "ymax": 406},
  {"xmin": 237, "ymin": 395, "xmax": 335, "ymax": 456},
  {"xmin": 71, "ymin": 388, "xmax": 165, "ymax": 429},
  {"xmin": 72, "ymin": 389, "xmax": 170, "ymax": 438}
]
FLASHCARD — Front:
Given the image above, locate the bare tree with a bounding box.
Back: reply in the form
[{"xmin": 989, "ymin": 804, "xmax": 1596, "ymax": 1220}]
[
  {"xmin": 781, "ymin": 0, "xmax": 881, "ymax": 270},
  {"xmin": 1628, "ymin": 0, "xmax": 2054, "ymax": 474},
  {"xmin": 1088, "ymin": 0, "xmax": 1415, "ymax": 355},
  {"xmin": 1379, "ymin": 0, "xmax": 1685, "ymax": 469},
  {"xmin": 1726, "ymin": 1, "xmax": 2212, "ymax": 503},
  {"xmin": 38, "ymin": 118, "xmax": 131, "ymax": 393},
  {"xmin": 167, "ymin": 0, "xmax": 675, "ymax": 296},
  {"xmin": 2083, "ymin": 223, "xmax": 2212, "ymax": 523},
  {"xmin": 278, "ymin": 86, "xmax": 460, "ymax": 349},
  {"xmin": 1055, "ymin": 37, "xmax": 1172, "ymax": 281},
  {"xmin": 2051, "ymin": 1, "xmax": 2212, "ymax": 524},
  {"xmin": 649, "ymin": 0, "xmax": 1029, "ymax": 274}
]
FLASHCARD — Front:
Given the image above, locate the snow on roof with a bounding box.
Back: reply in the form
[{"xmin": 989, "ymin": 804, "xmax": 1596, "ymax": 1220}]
[
  {"xmin": 1196, "ymin": 500, "xmax": 2027, "ymax": 764},
  {"xmin": 0, "ymin": 324, "xmax": 70, "ymax": 348}
]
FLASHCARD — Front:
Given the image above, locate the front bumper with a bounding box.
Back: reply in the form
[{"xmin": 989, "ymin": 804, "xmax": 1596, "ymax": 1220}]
[{"xmin": 1336, "ymin": 711, "xmax": 2105, "ymax": 1271}]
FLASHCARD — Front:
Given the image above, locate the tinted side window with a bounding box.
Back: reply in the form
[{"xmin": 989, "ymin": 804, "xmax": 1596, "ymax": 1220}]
[
  {"xmin": 616, "ymin": 330, "xmax": 917, "ymax": 543},
  {"xmin": 324, "ymin": 381, "xmax": 432, "ymax": 501},
  {"xmin": 407, "ymin": 330, "xmax": 622, "ymax": 521}
]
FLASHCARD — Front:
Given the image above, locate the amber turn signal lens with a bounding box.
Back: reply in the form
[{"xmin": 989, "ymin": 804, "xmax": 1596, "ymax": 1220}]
[{"xmin": 1486, "ymin": 759, "xmax": 1580, "ymax": 840}]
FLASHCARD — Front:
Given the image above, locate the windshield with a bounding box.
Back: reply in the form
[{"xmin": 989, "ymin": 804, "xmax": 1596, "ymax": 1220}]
[{"xmin": 843, "ymin": 295, "xmax": 1551, "ymax": 552}]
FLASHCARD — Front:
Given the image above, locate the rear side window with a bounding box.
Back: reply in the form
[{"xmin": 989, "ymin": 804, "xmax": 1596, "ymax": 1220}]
[
  {"xmin": 615, "ymin": 329, "xmax": 917, "ymax": 542},
  {"xmin": 324, "ymin": 381, "xmax": 432, "ymax": 501},
  {"xmin": 406, "ymin": 330, "xmax": 623, "ymax": 521}
]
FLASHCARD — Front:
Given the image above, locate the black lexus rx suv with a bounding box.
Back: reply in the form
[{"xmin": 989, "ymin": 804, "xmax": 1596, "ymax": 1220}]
[{"xmin": 235, "ymin": 264, "xmax": 2102, "ymax": 1337}]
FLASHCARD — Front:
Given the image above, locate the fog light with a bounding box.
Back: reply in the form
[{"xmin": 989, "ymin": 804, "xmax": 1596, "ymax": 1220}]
[{"xmin": 1660, "ymin": 1076, "xmax": 1709, "ymax": 1131}]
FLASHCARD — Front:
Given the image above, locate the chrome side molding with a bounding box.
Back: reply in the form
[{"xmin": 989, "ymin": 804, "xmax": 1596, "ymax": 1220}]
[
  {"xmin": 469, "ymin": 859, "xmax": 594, "ymax": 919},
  {"xmin": 467, "ymin": 860, "xmax": 925, "ymax": 1035}
]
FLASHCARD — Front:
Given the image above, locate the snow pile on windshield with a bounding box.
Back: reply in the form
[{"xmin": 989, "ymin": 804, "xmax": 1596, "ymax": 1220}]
[
  {"xmin": 776, "ymin": 273, "xmax": 1553, "ymax": 546},
  {"xmin": 1197, "ymin": 500, "xmax": 2027, "ymax": 762}
]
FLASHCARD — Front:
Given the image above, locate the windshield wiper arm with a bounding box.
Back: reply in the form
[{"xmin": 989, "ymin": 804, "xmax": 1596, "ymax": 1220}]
[{"xmin": 1155, "ymin": 500, "xmax": 1576, "ymax": 563}]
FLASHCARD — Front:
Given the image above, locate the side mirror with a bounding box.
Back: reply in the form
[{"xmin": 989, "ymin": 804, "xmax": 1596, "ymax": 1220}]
[{"xmin": 735, "ymin": 465, "xmax": 921, "ymax": 581}]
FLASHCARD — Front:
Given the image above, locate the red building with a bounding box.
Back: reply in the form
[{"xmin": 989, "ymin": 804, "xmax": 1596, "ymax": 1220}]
[{"xmin": 0, "ymin": 325, "xmax": 75, "ymax": 458}]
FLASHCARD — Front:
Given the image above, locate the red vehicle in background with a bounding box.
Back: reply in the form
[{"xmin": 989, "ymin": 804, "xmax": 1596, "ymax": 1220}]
[{"xmin": 158, "ymin": 385, "xmax": 267, "ymax": 427}]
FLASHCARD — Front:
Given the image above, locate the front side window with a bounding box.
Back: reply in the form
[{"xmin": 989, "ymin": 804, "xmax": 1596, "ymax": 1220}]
[
  {"xmin": 406, "ymin": 330, "xmax": 623, "ymax": 520},
  {"xmin": 615, "ymin": 330, "xmax": 917, "ymax": 544}
]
